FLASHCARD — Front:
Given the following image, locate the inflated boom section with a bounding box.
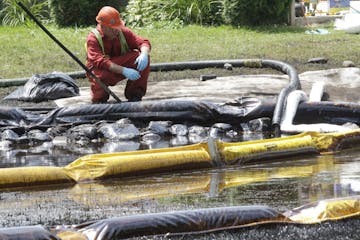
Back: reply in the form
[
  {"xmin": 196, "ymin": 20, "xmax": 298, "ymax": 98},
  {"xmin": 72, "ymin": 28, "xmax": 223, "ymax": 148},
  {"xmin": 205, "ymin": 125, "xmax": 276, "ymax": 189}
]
[
  {"xmin": 0, "ymin": 166, "xmax": 73, "ymax": 188},
  {"xmin": 218, "ymin": 132, "xmax": 318, "ymax": 164},
  {"xmin": 1, "ymin": 129, "xmax": 360, "ymax": 188},
  {"xmin": 64, "ymin": 143, "xmax": 213, "ymax": 181},
  {"xmin": 2, "ymin": 197, "xmax": 360, "ymax": 239}
]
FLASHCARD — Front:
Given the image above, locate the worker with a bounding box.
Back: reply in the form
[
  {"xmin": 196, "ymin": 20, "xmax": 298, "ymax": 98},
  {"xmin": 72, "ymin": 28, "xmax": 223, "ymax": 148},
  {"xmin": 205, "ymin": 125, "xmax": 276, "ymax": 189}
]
[
  {"xmin": 295, "ymin": 0, "xmax": 309, "ymax": 25},
  {"xmin": 295, "ymin": 0, "xmax": 305, "ymax": 17},
  {"xmin": 86, "ymin": 6, "xmax": 151, "ymax": 103},
  {"xmin": 310, "ymin": 0, "xmax": 318, "ymax": 15},
  {"xmin": 303, "ymin": 0, "xmax": 310, "ymax": 14}
]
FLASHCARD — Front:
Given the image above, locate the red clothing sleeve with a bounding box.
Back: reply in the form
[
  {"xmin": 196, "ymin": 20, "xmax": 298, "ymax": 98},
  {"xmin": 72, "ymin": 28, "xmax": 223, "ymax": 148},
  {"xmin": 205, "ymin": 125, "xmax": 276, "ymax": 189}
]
[
  {"xmin": 86, "ymin": 25, "xmax": 151, "ymax": 71},
  {"xmin": 86, "ymin": 31, "xmax": 112, "ymax": 70}
]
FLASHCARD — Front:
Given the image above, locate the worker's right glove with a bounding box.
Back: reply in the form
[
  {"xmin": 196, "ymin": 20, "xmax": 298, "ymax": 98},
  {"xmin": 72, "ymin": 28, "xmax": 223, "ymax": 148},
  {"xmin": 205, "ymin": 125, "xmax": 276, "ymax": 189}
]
[
  {"xmin": 122, "ymin": 67, "xmax": 140, "ymax": 81},
  {"xmin": 135, "ymin": 52, "xmax": 149, "ymax": 71}
]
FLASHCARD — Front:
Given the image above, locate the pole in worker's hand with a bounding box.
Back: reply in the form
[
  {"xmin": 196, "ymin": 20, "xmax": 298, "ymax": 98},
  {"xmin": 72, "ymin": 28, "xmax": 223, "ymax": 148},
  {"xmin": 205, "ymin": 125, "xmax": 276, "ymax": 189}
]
[{"xmin": 17, "ymin": 2, "xmax": 122, "ymax": 103}]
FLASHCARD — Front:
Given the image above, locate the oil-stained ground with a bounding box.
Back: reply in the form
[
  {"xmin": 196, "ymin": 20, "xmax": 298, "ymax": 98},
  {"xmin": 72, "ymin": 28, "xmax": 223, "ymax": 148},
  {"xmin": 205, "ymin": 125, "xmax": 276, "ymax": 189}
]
[{"xmin": 55, "ymin": 67, "xmax": 360, "ymax": 107}]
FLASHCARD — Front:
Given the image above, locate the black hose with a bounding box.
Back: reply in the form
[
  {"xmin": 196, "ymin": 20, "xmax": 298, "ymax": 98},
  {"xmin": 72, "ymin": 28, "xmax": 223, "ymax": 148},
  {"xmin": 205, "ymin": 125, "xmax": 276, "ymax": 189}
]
[
  {"xmin": 261, "ymin": 59, "xmax": 301, "ymax": 136},
  {"xmin": 148, "ymin": 59, "xmax": 301, "ymax": 135}
]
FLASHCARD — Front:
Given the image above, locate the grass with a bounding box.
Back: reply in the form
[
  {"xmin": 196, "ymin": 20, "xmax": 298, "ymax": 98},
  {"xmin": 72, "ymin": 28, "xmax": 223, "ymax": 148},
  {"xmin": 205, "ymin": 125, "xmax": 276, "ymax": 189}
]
[{"xmin": 0, "ymin": 23, "xmax": 359, "ymax": 80}]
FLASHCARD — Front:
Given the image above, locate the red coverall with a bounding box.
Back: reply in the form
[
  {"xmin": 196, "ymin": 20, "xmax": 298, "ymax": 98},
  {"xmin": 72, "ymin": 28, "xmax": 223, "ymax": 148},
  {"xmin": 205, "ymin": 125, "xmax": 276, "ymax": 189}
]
[{"xmin": 86, "ymin": 24, "xmax": 151, "ymax": 102}]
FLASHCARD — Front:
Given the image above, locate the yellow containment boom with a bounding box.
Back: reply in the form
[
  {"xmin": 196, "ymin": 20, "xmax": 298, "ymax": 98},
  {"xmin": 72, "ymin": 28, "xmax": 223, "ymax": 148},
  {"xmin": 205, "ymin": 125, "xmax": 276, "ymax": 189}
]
[
  {"xmin": 0, "ymin": 166, "xmax": 73, "ymax": 188},
  {"xmin": 1, "ymin": 129, "xmax": 360, "ymax": 188},
  {"xmin": 64, "ymin": 143, "xmax": 213, "ymax": 181},
  {"xmin": 218, "ymin": 132, "xmax": 317, "ymax": 164},
  {"xmin": 284, "ymin": 196, "xmax": 360, "ymax": 223}
]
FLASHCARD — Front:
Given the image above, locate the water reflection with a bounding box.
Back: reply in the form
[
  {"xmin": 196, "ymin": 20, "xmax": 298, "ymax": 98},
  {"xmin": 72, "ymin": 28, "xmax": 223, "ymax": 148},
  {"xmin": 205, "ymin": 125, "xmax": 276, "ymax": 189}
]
[
  {"xmin": 101, "ymin": 141, "xmax": 140, "ymax": 153},
  {"xmin": 1, "ymin": 151, "xmax": 360, "ymax": 227},
  {"xmin": 68, "ymin": 153, "xmax": 360, "ymax": 210},
  {"xmin": 0, "ymin": 130, "xmax": 267, "ymax": 168}
]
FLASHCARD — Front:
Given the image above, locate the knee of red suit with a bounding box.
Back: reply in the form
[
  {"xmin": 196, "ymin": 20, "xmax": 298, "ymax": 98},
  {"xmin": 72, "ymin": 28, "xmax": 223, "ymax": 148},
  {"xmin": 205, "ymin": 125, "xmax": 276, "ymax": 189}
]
[{"xmin": 89, "ymin": 69, "xmax": 150, "ymax": 103}]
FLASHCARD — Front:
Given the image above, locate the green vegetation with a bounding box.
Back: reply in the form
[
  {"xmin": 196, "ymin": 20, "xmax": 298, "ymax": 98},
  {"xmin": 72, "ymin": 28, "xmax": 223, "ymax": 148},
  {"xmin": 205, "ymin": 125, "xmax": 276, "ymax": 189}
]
[
  {"xmin": 2, "ymin": 0, "xmax": 290, "ymax": 27},
  {"xmin": 0, "ymin": 25, "xmax": 90, "ymax": 79},
  {"xmin": 49, "ymin": 0, "xmax": 124, "ymax": 27},
  {"xmin": 0, "ymin": 0, "xmax": 49, "ymax": 26},
  {"xmin": 222, "ymin": 0, "xmax": 291, "ymax": 26},
  {"xmin": 1, "ymin": 24, "xmax": 359, "ymax": 80},
  {"xmin": 124, "ymin": 0, "xmax": 292, "ymax": 27},
  {"xmin": 125, "ymin": 0, "xmax": 224, "ymax": 27}
]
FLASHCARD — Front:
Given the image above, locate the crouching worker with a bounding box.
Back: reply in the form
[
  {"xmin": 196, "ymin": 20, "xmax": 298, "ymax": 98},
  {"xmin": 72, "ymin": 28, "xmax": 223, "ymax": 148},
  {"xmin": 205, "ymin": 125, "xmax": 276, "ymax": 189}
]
[{"xmin": 86, "ymin": 6, "xmax": 151, "ymax": 103}]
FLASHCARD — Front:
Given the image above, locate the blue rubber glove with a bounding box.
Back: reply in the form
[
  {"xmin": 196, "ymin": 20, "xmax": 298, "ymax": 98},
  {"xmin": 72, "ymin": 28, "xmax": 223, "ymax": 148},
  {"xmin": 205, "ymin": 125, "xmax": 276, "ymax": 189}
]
[
  {"xmin": 134, "ymin": 53, "xmax": 148, "ymax": 71},
  {"xmin": 122, "ymin": 67, "xmax": 140, "ymax": 81}
]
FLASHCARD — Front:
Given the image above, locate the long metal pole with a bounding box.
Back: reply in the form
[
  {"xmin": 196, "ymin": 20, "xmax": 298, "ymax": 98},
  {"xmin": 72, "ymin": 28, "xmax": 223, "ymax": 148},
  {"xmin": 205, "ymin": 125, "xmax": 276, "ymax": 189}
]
[{"xmin": 17, "ymin": 2, "xmax": 122, "ymax": 103}]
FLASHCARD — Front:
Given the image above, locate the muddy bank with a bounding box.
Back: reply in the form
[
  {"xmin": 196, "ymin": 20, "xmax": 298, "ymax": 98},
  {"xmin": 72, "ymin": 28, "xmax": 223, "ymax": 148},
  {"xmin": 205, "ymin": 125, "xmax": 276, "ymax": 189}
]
[{"xmin": 0, "ymin": 67, "xmax": 360, "ymax": 107}]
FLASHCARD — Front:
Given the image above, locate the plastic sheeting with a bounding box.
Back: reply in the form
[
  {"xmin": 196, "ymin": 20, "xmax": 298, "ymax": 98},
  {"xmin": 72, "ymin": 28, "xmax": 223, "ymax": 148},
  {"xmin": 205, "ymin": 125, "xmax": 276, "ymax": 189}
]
[
  {"xmin": 0, "ymin": 97, "xmax": 265, "ymax": 128},
  {"xmin": 76, "ymin": 205, "xmax": 285, "ymax": 239},
  {"xmin": 39, "ymin": 98, "xmax": 261, "ymax": 126},
  {"xmin": 58, "ymin": 197, "xmax": 360, "ymax": 239},
  {"xmin": 4, "ymin": 72, "xmax": 79, "ymax": 102},
  {"xmin": 0, "ymin": 98, "xmax": 360, "ymax": 129},
  {"xmin": 0, "ymin": 226, "xmax": 59, "ymax": 240}
]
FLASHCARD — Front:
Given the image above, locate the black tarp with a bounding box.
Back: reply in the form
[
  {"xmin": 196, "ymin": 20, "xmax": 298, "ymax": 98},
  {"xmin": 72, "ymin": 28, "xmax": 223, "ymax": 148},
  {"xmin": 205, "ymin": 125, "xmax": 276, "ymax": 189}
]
[
  {"xmin": 4, "ymin": 72, "xmax": 79, "ymax": 102},
  {"xmin": 0, "ymin": 98, "xmax": 359, "ymax": 129},
  {"xmin": 77, "ymin": 205, "xmax": 285, "ymax": 239}
]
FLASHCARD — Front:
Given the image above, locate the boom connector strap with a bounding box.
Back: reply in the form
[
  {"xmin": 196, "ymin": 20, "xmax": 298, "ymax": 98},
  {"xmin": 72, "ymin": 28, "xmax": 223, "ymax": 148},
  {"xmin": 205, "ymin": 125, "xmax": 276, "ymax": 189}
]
[{"xmin": 207, "ymin": 137, "xmax": 223, "ymax": 167}]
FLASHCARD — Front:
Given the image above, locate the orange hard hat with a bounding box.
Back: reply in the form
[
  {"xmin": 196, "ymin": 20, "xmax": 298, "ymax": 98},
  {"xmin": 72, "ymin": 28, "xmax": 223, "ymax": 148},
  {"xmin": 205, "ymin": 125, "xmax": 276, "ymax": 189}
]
[{"xmin": 96, "ymin": 6, "xmax": 124, "ymax": 30}]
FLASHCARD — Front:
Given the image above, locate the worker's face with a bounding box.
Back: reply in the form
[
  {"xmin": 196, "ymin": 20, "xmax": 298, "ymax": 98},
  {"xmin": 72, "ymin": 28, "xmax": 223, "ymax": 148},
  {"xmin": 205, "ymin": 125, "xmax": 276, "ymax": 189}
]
[{"xmin": 101, "ymin": 25, "xmax": 119, "ymax": 39}]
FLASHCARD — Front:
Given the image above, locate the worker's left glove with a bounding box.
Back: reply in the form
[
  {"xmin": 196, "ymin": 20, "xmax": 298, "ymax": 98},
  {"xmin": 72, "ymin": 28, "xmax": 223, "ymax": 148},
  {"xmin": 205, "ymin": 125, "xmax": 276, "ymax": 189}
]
[
  {"xmin": 135, "ymin": 52, "xmax": 148, "ymax": 71},
  {"xmin": 122, "ymin": 67, "xmax": 140, "ymax": 81}
]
